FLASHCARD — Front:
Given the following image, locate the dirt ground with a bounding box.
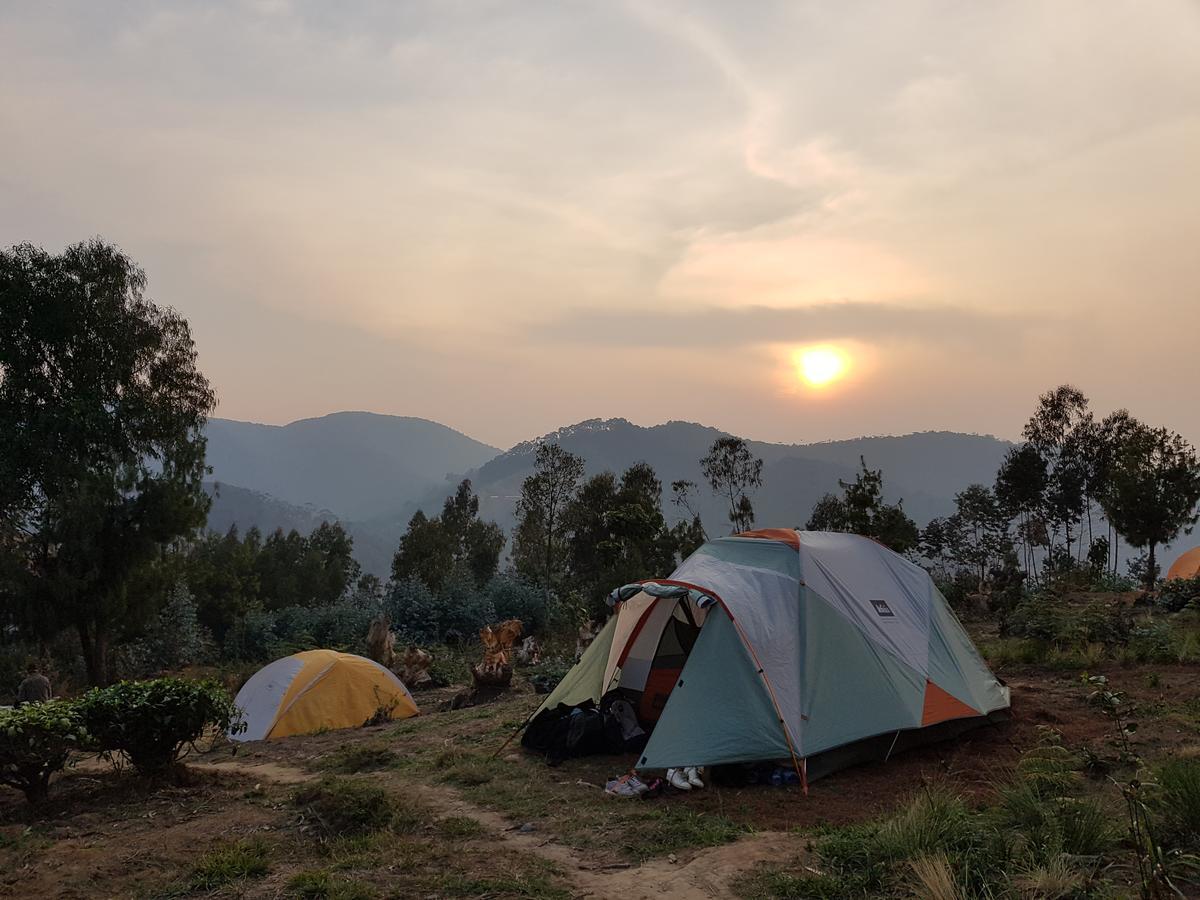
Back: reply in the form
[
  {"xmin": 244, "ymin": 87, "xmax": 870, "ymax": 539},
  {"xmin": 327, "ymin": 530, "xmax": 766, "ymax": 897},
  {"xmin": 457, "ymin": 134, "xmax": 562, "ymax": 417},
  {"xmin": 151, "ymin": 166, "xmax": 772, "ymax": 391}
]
[{"xmin": 4, "ymin": 663, "xmax": 1200, "ymax": 899}]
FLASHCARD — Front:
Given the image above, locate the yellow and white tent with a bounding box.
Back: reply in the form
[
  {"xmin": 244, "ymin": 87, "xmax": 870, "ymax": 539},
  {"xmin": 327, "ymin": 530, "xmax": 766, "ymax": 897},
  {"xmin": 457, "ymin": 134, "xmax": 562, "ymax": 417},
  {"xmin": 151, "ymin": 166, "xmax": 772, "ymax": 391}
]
[{"xmin": 231, "ymin": 649, "xmax": 418, "ymax": 741}]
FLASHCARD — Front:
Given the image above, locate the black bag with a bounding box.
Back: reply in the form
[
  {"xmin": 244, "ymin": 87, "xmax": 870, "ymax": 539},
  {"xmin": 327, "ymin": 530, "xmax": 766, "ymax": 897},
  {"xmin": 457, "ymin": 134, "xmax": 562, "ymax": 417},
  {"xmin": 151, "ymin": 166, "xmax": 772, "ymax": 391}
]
[{"xmin": 521, "ymin": 702, "xmax": 609, "ymax": 766}]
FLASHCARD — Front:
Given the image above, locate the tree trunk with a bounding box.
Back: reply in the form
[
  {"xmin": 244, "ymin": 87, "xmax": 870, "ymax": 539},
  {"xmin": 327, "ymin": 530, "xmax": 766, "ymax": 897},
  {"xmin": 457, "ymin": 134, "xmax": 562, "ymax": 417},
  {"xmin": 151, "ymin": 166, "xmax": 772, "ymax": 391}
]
[
  {"xmin": 1146, "ymin": 543, "xmax": 1157, "ymax": 593},
  {"xmin": 78, "ymin": 620, "xmax": 110, "ymax": 686}
]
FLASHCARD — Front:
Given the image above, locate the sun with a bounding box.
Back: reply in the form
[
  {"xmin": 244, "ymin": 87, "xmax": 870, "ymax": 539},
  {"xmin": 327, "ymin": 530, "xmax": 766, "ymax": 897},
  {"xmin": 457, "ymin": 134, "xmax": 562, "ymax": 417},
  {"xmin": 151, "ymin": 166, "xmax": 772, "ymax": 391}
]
[{"xmin": 794, "ymin": 346, "xmax": 849, "ymax": 388}]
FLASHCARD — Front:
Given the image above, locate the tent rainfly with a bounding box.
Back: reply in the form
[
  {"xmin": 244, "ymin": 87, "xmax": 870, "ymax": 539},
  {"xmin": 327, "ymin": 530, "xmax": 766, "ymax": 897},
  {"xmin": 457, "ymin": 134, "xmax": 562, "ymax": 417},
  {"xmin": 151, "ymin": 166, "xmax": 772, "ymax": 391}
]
[
  {"xmin": 232, "ymin": 649, "xmax": 418, "ymax": 741},
  {"xmin": 525, "ymin": 529, "xmax": 1010, "ymax": 783},
  {"xmin": 1167, "ymin": 547, "xmax": 1200, "ymax": 582}
]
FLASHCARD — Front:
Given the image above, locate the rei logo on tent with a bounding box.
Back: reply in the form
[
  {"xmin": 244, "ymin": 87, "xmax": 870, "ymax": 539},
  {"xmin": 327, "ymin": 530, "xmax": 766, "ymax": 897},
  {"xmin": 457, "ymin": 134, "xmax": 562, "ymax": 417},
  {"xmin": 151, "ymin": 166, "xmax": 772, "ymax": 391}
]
[{"xmin": 869, "ymin": 599, "xmax": 895, "ymax": 617}]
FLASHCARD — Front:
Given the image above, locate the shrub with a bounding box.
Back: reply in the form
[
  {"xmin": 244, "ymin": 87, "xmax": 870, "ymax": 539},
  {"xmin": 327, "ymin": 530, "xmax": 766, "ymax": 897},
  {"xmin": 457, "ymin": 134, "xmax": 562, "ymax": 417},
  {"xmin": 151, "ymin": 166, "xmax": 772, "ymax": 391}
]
[
  {"xmin": 78, "ymin": 677, "xmax": 243, "ymax": 775},
  {"xmin": 1159, "ymin": 577, "xmax": 1200, "ymax": 613},
  {"xmin": 0, "ymin": 700, "xmax": 89, "ymax": 803},
  {"xmin": 223, "ymin": 600, "xmax": 377, "ymax": 662},
  {"xmin": 293, "ymin": 777, "xmax": 398, "ymax": 837},
  {"xmin": 485, "ymin": 575, "xmax": 551, "ymax": 634},
  {"xmin": 384, "ymin": 574, "xmax": 496, "ymax": 645},
  {"xmin": 1128, "ymin": 621, "xmax": 1175, "ymax": 663}
]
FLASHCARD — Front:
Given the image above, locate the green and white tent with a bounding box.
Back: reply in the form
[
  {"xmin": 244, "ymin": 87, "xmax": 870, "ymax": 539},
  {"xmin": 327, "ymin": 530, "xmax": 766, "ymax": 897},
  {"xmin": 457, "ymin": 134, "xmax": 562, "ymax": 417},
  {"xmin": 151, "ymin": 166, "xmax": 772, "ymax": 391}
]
[{"xmin": 529, "ymin": 529, "xmax": 1010, "ymax": 782}]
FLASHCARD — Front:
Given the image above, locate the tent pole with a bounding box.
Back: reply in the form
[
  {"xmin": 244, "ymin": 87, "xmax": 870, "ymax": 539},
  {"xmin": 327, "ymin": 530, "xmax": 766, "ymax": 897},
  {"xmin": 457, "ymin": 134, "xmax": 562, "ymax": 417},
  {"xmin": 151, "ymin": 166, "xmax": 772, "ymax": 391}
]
[{"xmin": 491, "ymin": 704, "xmax": 540, "ymax": 759}]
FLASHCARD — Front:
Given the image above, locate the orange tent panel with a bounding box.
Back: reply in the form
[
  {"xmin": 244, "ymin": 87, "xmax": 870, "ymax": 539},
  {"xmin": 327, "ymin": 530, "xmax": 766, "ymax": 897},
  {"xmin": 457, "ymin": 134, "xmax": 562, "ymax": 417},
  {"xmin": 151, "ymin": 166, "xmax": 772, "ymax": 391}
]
[
  {"xmin": 921, "ymin": 680, "xmax": 979, "ymax": 727},
  {"xmin": 1167, "ymin": 547, "xmax": 1200, "ymax": 582}
]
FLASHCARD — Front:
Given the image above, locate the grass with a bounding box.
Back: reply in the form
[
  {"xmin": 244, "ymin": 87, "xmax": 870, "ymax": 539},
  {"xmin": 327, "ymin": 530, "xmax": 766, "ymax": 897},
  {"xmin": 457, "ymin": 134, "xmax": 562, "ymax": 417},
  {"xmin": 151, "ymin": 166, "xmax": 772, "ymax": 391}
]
[
  {"xmin": 293, "ymin": 777, "xmax": 410, "ymax": 837},
  {"xmin": 1159, "ymin": 757, "xmax": 1200, "ymax": 839},
  {"xmin": 438, "ymin": 815, "xmax": 487, "ymax": 838},
  {"xmin": 319, "ymin": 743, "xmax": 400, "ymax": 774},
  {"xmin": 287, "ymin": 869, "xmax": 377, "ymax": 899},
  {"xmin": 186, "ymin": 838, "xmax": 271, "ymax": 891}
]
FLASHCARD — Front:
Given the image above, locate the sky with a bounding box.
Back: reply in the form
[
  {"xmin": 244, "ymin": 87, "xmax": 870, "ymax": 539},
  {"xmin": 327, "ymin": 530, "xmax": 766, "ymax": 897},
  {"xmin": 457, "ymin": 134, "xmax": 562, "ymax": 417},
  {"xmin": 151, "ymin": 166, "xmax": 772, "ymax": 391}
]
[{"xmin": 3, "ymin": 1, "xmax": 1199, "ymax": 450}]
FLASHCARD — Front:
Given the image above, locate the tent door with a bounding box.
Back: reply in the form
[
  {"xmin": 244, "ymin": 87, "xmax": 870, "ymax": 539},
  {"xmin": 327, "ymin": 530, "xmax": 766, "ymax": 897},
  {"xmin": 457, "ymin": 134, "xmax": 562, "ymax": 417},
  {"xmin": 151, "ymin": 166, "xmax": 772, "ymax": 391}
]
[{"xmin": 637, "ymin": 608, "xmax": 701, "ymax": 724}]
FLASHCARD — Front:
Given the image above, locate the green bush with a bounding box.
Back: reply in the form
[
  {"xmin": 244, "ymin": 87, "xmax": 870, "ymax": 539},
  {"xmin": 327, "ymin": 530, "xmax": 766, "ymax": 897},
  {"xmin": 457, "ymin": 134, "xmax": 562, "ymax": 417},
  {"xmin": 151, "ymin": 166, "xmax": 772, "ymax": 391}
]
[
  {"xmin": 0, "ymin": 700, "xmax": 89, "ymax": 803},
  {"xmin": 1006, "ymin": 594, "xmax": 1132, "ymax": 647},
  {"xmin": 293, "ymin": 777, "xmax": 400, "ymax": 837},
  {"xmin": 78, "ymin": 677, "xmax": 243, "ymax": 775},
  {"xmin": 1159, "ymin": 577, "xmax": 1200, "ymax": 613}
]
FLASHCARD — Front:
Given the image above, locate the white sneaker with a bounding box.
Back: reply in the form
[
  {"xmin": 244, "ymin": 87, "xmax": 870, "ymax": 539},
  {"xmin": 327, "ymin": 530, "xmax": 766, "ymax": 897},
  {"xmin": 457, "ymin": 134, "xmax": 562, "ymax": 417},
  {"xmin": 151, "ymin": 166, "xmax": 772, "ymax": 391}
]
[
  {"xmin": 684, "ymin": 766, "xmax": 704, "ymax": 789},
  {"xmin": 667, "ymin": 768, "xmax": 692, "ymax": 791}
]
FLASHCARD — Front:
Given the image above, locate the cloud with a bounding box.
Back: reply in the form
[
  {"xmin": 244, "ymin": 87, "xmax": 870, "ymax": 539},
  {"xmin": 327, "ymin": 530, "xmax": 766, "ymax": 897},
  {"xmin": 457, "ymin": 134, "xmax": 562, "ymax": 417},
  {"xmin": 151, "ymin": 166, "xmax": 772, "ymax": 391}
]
[{"xmin": 535, "ymin": 301, "xmax": 1042, "ymax": 350}]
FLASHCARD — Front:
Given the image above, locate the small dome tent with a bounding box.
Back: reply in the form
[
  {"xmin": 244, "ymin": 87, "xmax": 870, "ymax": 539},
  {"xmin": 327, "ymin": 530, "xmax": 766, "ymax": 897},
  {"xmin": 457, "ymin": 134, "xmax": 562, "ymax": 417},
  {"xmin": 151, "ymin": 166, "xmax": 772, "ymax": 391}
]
[
  {"xmin": 524, "ymin": 530, "xmax": 1009, "ymax": 782},
  {"xmin": 232, "ymin": 649, "xmax": 418, "ymax": 741},
  {"xmin": 1167, "ymin": 547, "xmax": 1200, "ymax": 582}
]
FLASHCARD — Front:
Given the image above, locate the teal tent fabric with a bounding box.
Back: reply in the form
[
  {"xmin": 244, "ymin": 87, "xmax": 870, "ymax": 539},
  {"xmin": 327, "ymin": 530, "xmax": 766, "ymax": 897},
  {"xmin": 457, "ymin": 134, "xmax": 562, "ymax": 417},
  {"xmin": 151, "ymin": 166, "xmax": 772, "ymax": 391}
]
[
  {"xmin": 636, "ymin": 605, "xmax": 792, "ymax": 770},
  {"xmin": 688, "ymin": 536, "xmax": 801, "ymax": 580},
  {"xmin": 925, "ymin": 590, "xmax": 1009, "ymax": 715},
  {"xmin": 797, "ymin": 587, "xmax": 926, "ymax": 757}
]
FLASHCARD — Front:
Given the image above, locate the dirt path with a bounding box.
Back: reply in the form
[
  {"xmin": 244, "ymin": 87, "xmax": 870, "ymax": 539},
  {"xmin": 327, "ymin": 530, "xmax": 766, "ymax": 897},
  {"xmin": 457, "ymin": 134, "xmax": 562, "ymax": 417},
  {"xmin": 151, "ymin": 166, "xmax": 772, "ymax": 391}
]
[{"xmin": 207, "ymin": 757, "xmax": 797, "ymax": 899}]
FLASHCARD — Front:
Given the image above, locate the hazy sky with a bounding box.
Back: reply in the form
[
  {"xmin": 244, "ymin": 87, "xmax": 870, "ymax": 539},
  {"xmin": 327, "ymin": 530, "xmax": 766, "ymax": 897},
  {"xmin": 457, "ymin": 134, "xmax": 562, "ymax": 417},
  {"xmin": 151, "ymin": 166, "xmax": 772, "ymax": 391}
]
[{"xmin": 3, "ymin": 1, "xmax": 1199, "ymax": 449}]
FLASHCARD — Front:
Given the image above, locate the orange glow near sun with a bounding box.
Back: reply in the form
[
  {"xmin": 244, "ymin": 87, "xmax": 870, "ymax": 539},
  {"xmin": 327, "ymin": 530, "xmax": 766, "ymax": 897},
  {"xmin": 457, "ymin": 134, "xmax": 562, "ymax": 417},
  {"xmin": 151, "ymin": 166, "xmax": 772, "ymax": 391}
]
[{"xmin": 794, "ymin": 345, "xmax": 850, "ymax": 388}]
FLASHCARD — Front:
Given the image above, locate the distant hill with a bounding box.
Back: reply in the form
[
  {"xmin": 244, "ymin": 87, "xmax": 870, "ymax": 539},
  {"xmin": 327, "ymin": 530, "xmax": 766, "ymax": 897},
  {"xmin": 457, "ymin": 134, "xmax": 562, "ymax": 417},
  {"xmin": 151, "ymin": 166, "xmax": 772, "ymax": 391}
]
[
  {"xmin": 446, "ymin": 419, "xmax": 1014, "ymax": 537},
  {"xmin": 204, "ymin": 412, "xmax": 500, "ymax": 521},
  {"xmin": 202, "ymin": 413, "xmax": 1015, "ymax": 577}
]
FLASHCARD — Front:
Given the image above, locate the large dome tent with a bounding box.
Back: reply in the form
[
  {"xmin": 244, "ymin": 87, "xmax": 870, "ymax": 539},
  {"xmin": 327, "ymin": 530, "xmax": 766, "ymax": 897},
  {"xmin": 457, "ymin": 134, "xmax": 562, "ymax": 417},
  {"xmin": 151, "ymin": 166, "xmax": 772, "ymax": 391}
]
[
  {"xmin": 1167, "ymin": 547, "xmax": 1200, "ymax": 582},
  {"xmin": 232, "ymin": 649, "xmax": 418, "ymax": 741},
  {"xmin": 523, "ymin": 530, "xmax": 1009, "ymax": 784}
]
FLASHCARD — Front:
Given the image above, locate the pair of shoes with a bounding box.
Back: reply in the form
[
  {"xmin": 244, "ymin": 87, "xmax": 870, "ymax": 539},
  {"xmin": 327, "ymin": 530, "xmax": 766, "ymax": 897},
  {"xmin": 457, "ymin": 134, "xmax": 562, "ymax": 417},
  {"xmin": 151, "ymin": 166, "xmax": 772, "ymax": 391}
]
[
  {"xmin": 666, "ymin": 768, "xmax": 691, "ymax": 791},
  {"xmin": 666, "ymin": 767, "xmax": 705, "ymax": 791},
  {"xmin": 605, "ymin": 774, "xmax": 650, "ymax": 797}
]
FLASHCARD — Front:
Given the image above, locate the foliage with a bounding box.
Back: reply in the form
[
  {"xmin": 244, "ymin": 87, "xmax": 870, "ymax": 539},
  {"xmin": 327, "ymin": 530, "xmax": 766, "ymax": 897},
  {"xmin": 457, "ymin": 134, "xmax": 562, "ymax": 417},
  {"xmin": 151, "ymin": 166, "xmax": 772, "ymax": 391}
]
[
  {"xmin": 806, "ymin": 456, "xmax": 918, "ymax": 553},
  {"xmin": 0, "ymin": 239, "xmax": 215, "ymax": 686},
  {"xmin": 181, "ymin": 521, "xmax": 366, "ymax": 648},
  {"xmin": 513, "ymin": 443, "xmax": 586, "ymax": 593},
  {"xmin": 78, "ymin": 676, "xmax": 243, "ymax": 775},
  {"xmin": 563, "ymin": 463, "xmax": 689, "ymax": 618},
  {"xmin": 382, "ymin": 573, "xmax": 496, "ymax": 645},
  {"xmin": 1159, "ymin": 577, "xmax": 1200, "ymax": 613},
  {"xmin": 700, "ymin": 436, "xmax": 763, "ymax": 534},
  {"xmin": 321, "ymin": 743, "xmax": 400, "ymax": 774},
  {"xmin": 1100, "ymin": 416, "xmax": 1200, "ymax": 590},
  {"xmin": 922, "ymin": 484, "xmax": 1011, "ymax": 591},
  {"xmin": 0, "ymin": 700, "xmax": 88, "ymax": 803},
  {"xmin": 123, "ymin": 584, "xmax": 212, "ymax": 676},
  {"xmin": 486, "ymin": 574, "xmax": 554, "ymax": 635},
  {"xmin": 390, "ymin": 480, "xmax": 505, "ymax": 593},
  {"xmin": 293, "ymin": 777, "xmax": 399, "ymax": 837},
  {"xmin": 225, "ymin": 597, "xmax": 379, "ymax": 660},
  {"xmin": 1004, "ymin": 593, "xmax": 1132, "ymax": 648}
]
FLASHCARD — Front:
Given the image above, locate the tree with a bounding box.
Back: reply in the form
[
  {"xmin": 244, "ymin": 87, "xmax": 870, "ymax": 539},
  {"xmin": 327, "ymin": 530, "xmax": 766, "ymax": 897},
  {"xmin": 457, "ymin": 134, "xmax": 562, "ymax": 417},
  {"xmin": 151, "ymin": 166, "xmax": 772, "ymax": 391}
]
[
  {"xmin": 564, "ymin": 462, "xmax": 681, "ymax": 614},
  {"xmin": 806, "ymin": 457, "xmax": 919, "ymax": 553},
  {"xmin": 1099, "ymin": 418, "xmax": 1200, "ymax": 590},
  {"xmin": 945, "ymin": 485, "xmax": 1010, "ymax": 591},
  {"xmin": 994, "ymin": 443, "xmax": 1049, "ymax": 583},
  {"xmin": 1022, "ymin": 385, "xmax": 1091, "ymax": 560},
  {"xmin": 440, "ymin": 479, "xmax": 505, "ymax": 586},
  {"xmin": 700, "ymin": 437, "xmax": 763, "ymax": 533},
  {"xmin": 512, "ymin": 443, "xmax": 584, "ymax": 596},
  {"xmin": 390, "ymin": 510, "xmax": 453, "ymax": 592},
  {"xmin": 0, "ymin": 240, "xmax": 215, "ymax": 685},
  {"xmin": 390, "ymin": 480, "xmax": 504, "ymax": 593}
]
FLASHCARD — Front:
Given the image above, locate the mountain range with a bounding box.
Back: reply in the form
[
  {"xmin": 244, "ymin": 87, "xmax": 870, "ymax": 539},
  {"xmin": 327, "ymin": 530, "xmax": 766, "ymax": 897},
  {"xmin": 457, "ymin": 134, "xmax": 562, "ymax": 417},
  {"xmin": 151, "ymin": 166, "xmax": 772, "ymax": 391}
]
[{"xmin": 203, "ymin": 413, "xmax": 1015, "ymax": 577}]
